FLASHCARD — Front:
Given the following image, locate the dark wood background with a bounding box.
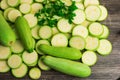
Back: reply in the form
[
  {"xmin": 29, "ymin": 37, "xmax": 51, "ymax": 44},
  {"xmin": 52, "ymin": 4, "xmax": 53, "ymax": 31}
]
[{"xmin": 0, "ymin": 0, "xmax": 120, "ymax": 80}]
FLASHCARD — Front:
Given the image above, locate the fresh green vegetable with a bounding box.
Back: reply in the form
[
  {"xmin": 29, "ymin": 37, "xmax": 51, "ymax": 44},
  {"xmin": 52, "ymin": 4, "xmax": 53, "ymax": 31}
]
[
  {"xmin": 22, "ymin": 51, "xmax": 38, "ymax": 66},
  {"xmin": 38, "ymin": 56, "xmax": 51, "ymax": 71},
  {"xmin": 0, "ymin": 13, "xmax": 16, "ymax": 46},
  {"xmin": 35, "ymin": 0, "xmax": 78, "ymax": 27},
  {"xmin": 0, "ymin": 60, "xmax": 10, "ymax": 73},
  {"xmin": 19, "ymin": 3, "xmax": 31, "ymax": 14},
  {"xmin": 82, "ymin": 51, "xmax": 97, "ymax": 66},
  {"xmin": 7, "ymin": 54, "xmax": 22, "ymax": 68},
  {"xmin": 0, "ymin": 0, "xmax": 9, "ymax": 10},
  {"xmin": 12, "ymin": 63, "xmax": 28, "ymax": 78},
  {"xmin": 69, "ymin": 36, "xmax": 86, "ymax": 50},
  {"xmin": 39, "ymin": 44, "xmax": 82, "ymax": 60},
  {"xmin": 15, "ymin": 16, "xmax": 34, "ymax": 52},
  {"xmin": 51, "ymin": 33, "xmax": 68, "ymax": 47},
  {"xmin": 7, "ymin": 0, "xmax": 20, "ymax": 7},
  {"xmin": 43, "ymin": 56, "xmax": 91, "ymax": 77},
  {"xmin": 97, "ymin": 39, "xmax": 112, "ymax": 56},
  {"xmin": 31, "ymin": 25, "xmax": 40, "ymax": 39},
  {"xmin": 0, "ymin": 45, "xmax": 11, "ymax": 60},
  {"xmin": 29, "ymin": 67, "xmax": 41, "ymax": 80},
  {"xmin": 11, "ymin": 40, "xmax": 24, "ymax": 54}
]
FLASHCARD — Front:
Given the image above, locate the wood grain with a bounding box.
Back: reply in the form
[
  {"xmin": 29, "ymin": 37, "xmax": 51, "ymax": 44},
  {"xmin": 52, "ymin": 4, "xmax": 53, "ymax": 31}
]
[{"xmin": 0, "ymin": 0, "xmax": 120, "ymax": 80}]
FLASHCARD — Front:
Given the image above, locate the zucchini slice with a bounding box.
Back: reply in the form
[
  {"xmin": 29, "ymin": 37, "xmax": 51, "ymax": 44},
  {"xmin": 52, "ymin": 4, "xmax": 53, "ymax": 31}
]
[
  {"xmin": 52, "ymin": 27, "xmax": 60, "ymax": 35},
  {"xmin": 85, "ymin": 5, "xmax": 101, "ymax": 21},
  {"xmin": 8, "ymin": 54, "xmax": 22, "ymax": 68},
  {"xmin": 97, "ymin": 39, "xmax": 112, "ymax": 56},
  {"xmin": 88, "ymin": 22, "xmax": 103, "ymax": 37},
  {"xmin": 31, "ymin": 3, "xmax": 43, "ymax": 14},
  {"xmin": 31, "ymin": 25, "xmax": 40, "ymax": 39},
  {"xmin": 29, "ymin": 67, "xmax": 41, "ymax": 80},
  {"xmin": 69, "ymin": 36, "xmax": 86, "ymax": 50},
  {"xmin": 72, "ymin": 9, "xmax": 85, "ymax": 24},
  {"xmin": 12, "ymin": 63, "xmax": 28, "ymax": 78},
  {"xmin": 38, "ymin": 56, "xmax": 51, "ymax": 71},
  {"xmin": 98, "ymin": 5, "xmax": 108, "ymax": 21},
  {"xmin": 0, "ymin": 0, "xmax": 9, "ymax": 10},
  {"xmin": 35, "ymin": 40, "xmax": 50, "ymax": 55},
  {"xmin": 85, "ymin": 36, "xmax": 99, "ymax": 51},
  {"xmin": 0, "ymin": 45, "xmax": 11, "ymax": 60},
  {"xmin": 8, "ymin": 9, "xmax": 22, "ymax": 22},
  {"xmin": 51, "ymin": 33, "xmax": 68, "ymax": 47},
  {"xmin": 20, "ymin": 0, "xmax": 33, "ymax": 4},
  {"xmin": 19, "ymin": 3, "xmax": 31, "ymax": 14},
  {"xmin": 99, "ymin": 25, "xmax": 109, "ymax": 39},
  {"xmin": 39, "ymin": 26, "xmax": 52, "ymax": 39},
  {"xmin": 75, "ymin": 2, "xmax": 84, "ymax": 10},
  {"xmin": 0, "ymin": 60, "xmax": 10, "ymax": 73},
  {"xmin": 57, "ymin": 18, "xmax": 73, "ymax": 33},
  {"xmin": 72, "ymin": 25, "xmax": 88, "ymax": 38},
  {"xmin": 82, "ymin": 51, "xmax": 97, "ymax": 66},
  {"xmin": 7, "ymin": 0, "xmax": 20, "ymax": 7},
  {"xmin": 11, "ymin": 40, "xmax": 24, "ymax": 54},
  {"xmin": 24, "ymin": 13, "xmax": 37, "ymax": 28},
  {"xmin": 22, "ymin": 50, "xmax": 38, "ymax": 66},
  {"xmin": 84, "ymin": 0, "xmax": 99, "ymax": 7},
  {"xmin": 3, "ymin": 8, "xmax": 14, "ymax": 20}
]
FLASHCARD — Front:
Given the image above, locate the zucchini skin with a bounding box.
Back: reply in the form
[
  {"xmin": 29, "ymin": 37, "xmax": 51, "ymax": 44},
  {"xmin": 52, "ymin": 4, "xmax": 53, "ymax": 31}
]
[
  {"xmin": 39, "ymin": 44, "xmax": 82, "ymax": 60},
  {"xmin": 0, "ymin": 13, "xmax": 16, "ymax": 46},
  {"xmin": 43, "ymin": 56, "xmax": 91, "ymax": 78},
  {"xmin": 15, "ymin": 16, "xmax": 34, "ymax": 52}
]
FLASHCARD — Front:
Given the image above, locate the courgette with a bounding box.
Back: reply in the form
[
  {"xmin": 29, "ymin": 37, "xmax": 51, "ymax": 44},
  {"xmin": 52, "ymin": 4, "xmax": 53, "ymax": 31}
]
[
  {"xmin": 39, "ymin": 44, "xmax": 82, "ymax": 60},
  {"xmin": 0, "ymin": 13, "xmax": 16, "ymax": 46},
  {"xmin": 43, "ymin": 56, "xmax": 91, "ymax": 78},
  {"xmin": 15, "ymin": 16, "xmax": 34, "ymax": 52}
]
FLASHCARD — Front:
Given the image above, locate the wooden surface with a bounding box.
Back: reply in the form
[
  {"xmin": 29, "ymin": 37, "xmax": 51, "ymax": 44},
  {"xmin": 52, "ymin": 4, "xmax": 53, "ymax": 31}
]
[{"xmin": 0, "ymin": 0, "xmax": 120, "ymax": 80}]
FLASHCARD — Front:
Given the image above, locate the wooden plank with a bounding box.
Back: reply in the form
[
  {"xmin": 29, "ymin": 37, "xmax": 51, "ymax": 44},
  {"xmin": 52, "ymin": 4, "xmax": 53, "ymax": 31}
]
[{"xmin": 0, "ymin": 0, "xmax": 120, "ymax": 80}]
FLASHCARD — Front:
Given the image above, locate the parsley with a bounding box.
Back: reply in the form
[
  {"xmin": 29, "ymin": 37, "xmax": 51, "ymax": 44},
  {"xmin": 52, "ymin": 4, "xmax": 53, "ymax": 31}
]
[{"xmin": 35, "ymin": 0, "xmax": 77, "ymax": 27}]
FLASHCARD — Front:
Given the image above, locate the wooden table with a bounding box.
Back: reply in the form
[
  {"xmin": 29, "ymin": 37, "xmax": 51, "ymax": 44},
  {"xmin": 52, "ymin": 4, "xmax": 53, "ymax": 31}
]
[{"xmin": 0, "ymin": 0, "xmax": 120, "ymax": 80}]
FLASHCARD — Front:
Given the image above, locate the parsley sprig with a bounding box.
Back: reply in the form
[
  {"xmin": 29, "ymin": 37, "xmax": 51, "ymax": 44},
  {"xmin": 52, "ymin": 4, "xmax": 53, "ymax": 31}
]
[{"xmin": 35, "ymin": 0, "xmax": 78, "ymax": 27}]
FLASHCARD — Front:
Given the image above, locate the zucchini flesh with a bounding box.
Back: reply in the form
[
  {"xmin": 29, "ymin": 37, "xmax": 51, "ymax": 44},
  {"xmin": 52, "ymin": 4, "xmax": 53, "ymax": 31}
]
[
  {"xmin": 39, "ymin": 44, "xmax": 82, "ymax": 60},
  {"xmin": 82, "ymin": 51, "xmax": 97, "ymax": 66},
  {"xmin": 0, "ymin": 60, "xmax": 10, "ymax": 73},
  {"xmin": 15, "ymin": 16, "xmax": 34, "ymax": 52},
  {"xmin": 29, "ymin": 67, "xmax": 41, "ymax": 80},
  {"xmin": 0, "ymin": 45, "xmax": 11, "ymax": 60},
  {"xmin": 0, "ymin": 13, "xmax": 16, "ymax": 46},
  {"xmin": 12, "ymin": 63, "xmax": 28, "ymax": 78},
  {"xmin": 43, "ymin": 56, "xmax": 91, "ymax": 78}
]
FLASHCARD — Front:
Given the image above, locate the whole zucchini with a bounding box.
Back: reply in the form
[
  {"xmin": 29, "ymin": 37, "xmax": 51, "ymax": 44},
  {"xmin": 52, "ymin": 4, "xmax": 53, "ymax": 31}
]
[
  {"xmin": 39, "ymin": 44, "xmax": 82, "ymax": 60},
  {"xmin": 15, "ymin": 16, "xmax": 34, "ymax": 52},
  {"xmin": 43, "ymin": 56, "xmax": 91, "ymax": 78},
  {"xmin": 0, "ymin": 13, "xmax": 16, "ymax": 46}
]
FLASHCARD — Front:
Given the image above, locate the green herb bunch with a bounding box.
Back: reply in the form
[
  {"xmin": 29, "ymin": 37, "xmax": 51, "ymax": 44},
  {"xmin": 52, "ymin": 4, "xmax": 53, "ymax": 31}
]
[{"xmin": 35, "ymin": 0, "xmax": 78, "ymax": 27}]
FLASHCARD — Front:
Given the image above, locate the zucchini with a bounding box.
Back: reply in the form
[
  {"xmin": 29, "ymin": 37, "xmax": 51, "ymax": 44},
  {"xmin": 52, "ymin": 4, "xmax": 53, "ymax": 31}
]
[
  {"xmin": 38, "ymin": 56, "xmax": 51, "ymax": 71},
  {"xmin": 88, "ymin": 22, "xmax": 103, "ymax": 37},
  {"xmin": 19, "ymin": 3, "xmax": 31, "ymax": 14},
  {"xmin": 84, "ymin": 0, "xmax": 99, "ymax": 7},
  {"xmin": 20, "ymin": 0, "xmax": 33, "ymax": 4},
  {"xmin": 72, "ymin": 25, "xmax": 88, "ymax": 38},
  {"xmin": 75, "ymin": 2, "xmax": 84, "ymax": 10},
  {"xmin": 7, "ymin": 54, "xmax": 22, "ymax": 68},
  {"xmin": 7, "ymin": 0, "xmax": 20, "ymax": 7},
  {"xmin": 31, "ymin": 3, "xmax": 43, "ymax": 14},
  {"xmin": 57, "ymin": 18, "xmax": 73, "ymax": 33},
  {"xmin": 82, "ymin": 51, "xmax": 97, "ymax": 66},
  {"xmin": 51, "ymin": 33, "xmax": 68, "ymax": 47},
  {"xmin": 43, "ymin": 56, "xmax": 91, "ymax": 77},
  {"xmin": 31, "ymin": 25, "xmax": 40, "ymax": 39},
  {"xmin": 0, "ymin": 45, "xmax": 11, "ymax": 60},
  {"xmin": 0, "ymin": 13, "xmax": 16, "ymax": 46},
  {"xmin": 11, "ymin": 40, "xmax": 24, "ymax": 54},
  {"xmin": 12, "ymin": 63, "xmax": 28, "ymax": 78},
  {"xmin": 15, "ymin": 16, "xmax": 34, "ymax": 52},
  {"xmin": 0, "ymin": 60, "xmax": 10, "ymax": 73},
  {"xmin": 69, "ymin": 36, "xmax": 86, "ymax": 50},
  {"xmin": 97, "ymin": 39, "xmax": 112, "ymax": 56},
  {"xmin": 85, "ymin": 5, "xmax": 101, "ymax": 21},
  {"xmin": 29, "ymin": 67, "xmax": 41, "ymax": 80},
  {"xmin": 22, "ymin": 50, "xmax": 38, "ymax": 66},
  {"xmin": 24, "ymin": 13, "xmax": 37, "ymax": 28},
  {"xmin": 35, "ymin": 40, "xmax": 50, "ymax": 55},
  {"xmin": 38, "ymin": 44, "xmax": 82, "ymax": 60},
  {"xmin": 0, "ymin": 0, "xmax": 9, "ymax": 10}
]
